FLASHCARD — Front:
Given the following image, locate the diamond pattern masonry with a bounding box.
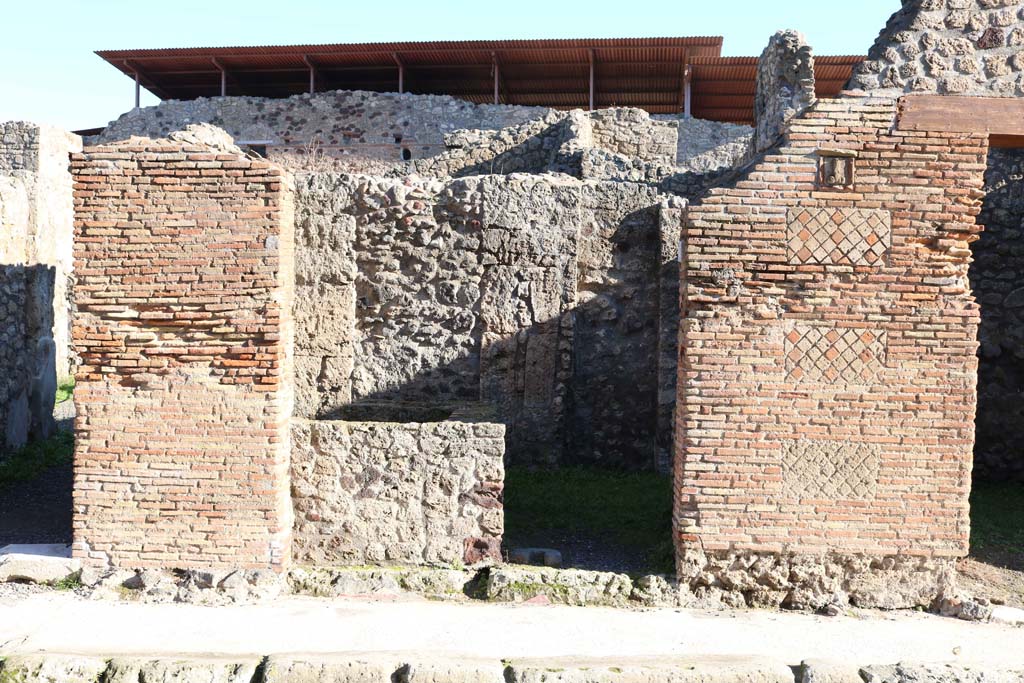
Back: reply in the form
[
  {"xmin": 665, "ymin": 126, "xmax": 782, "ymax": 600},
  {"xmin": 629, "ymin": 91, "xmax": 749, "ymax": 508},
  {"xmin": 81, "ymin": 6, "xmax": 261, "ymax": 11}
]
[
  {"xmin": 785, "ymin": 326, "xmax": 887, "ymax": 384},
  {"xmin": 787, "ymin": 207, "xmax": 891, "ymax": 266},
  {"xmin": 781, "ymin": 439, "xmax": 882, "ymax": 500}
]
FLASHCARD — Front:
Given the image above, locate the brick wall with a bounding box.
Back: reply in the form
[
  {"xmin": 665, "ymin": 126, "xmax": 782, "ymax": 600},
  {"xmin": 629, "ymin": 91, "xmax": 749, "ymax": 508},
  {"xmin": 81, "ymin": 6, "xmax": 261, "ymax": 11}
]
[
  {"xmin": 675, "ymin": 95, "xmax": 985, "ymax": 608},
  {"xmin": 71, "ymin": 132, "xmax": 295, "ymax": 570}
]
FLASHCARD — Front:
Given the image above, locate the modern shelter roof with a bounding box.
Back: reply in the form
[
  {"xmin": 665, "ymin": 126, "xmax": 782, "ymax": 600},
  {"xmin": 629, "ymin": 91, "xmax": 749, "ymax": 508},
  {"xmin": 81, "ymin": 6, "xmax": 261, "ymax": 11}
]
[{"xmin": 96, "ymin": 38, "xmax": 864, "ymax": 125}]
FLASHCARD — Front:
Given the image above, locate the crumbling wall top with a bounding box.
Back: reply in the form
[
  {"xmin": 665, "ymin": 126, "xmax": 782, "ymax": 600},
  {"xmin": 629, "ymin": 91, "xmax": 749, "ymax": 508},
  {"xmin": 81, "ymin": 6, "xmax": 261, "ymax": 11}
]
[
  {"xmin": 849, "ymin": 0, "xmax": 1024, "ymax": 96},
  {"xmin": 754, "ymin": 30, "xmax": 816, "ymax": 153}
]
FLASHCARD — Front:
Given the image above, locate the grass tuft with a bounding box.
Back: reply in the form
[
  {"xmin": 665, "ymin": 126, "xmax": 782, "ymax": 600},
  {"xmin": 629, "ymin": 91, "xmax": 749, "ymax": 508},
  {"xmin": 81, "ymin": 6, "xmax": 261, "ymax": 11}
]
[
  {"xmin": 55, "ymin": 378, "xmax": 75, "ymax": 405},
  {"xmin": 503, "ymin": 466, "xmax": 674, "ymax": 574},
  {"xmin": 0, "ymin": 431, "xmax": 74, "ymax": 490}
]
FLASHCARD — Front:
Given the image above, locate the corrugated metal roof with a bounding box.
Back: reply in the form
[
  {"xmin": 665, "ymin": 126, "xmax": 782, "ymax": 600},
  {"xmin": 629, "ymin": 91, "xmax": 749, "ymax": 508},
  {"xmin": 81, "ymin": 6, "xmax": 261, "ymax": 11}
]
[{"xmin": 96, "ymin": 38, "xmax": 864, "ymax": 123}]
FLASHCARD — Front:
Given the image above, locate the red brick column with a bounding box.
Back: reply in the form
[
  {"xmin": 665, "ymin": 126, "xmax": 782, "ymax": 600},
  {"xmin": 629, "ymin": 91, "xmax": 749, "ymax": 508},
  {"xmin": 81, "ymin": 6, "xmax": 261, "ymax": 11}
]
[{"xmin": 71, "ymin": 137, "xmax": 294, "ymax": 570}]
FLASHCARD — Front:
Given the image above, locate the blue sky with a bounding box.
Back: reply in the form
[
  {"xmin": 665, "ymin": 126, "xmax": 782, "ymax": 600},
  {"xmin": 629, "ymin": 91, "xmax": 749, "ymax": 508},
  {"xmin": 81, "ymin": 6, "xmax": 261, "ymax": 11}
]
[{"xmin": 0, "ymin": 0, "xmax": 897, "ymax": 131}]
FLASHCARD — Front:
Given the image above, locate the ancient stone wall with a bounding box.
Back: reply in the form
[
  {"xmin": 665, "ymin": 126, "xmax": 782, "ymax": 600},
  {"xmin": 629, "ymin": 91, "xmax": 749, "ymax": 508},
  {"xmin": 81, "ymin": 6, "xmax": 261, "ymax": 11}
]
[
  {"xmin": 569, "ymin": 182, "xmax": 665, "ymax": 467},
  {"xmin": 754, "ymin": 31, "xmax": 816, "ymax": 153},
  {"xmin": 293, "ymin": 171, "xmax": 676, "ymax": 469},
  {"xmin": 676, "ymin": 95, "xmax": 985, "ymax": 609},
  {"xmin": 973, "ymin": 146, "xmax": 1024, "ymax": 481},
  {"xmin": 412, "ymin": 111, "xmax": 577, "ymax": 178},
  {"xmin": 97, "ymin": 90, "xmax": 551, "ymax": 167},
  {"xmin": 95, "ymin": 91, "xmax": 754, "ymax": 199},
  {"xmin": 589, "ymin": 109, "xmax": 678, "ymax": 164},
  {"xmin": 71, "ymin": 128, "xmax": 295, "ymax": 570},
  {"xmin": 655, "ymin": 116, "xmax": 754, "ymax": 174},
  {"xmin": 291, "ymin": 405, "xmax": 505, "ymax": 566},
  {"xmin": 0, "ymin": 121, "xmax": 79, "ymax": 453},
  {"xmin": 849, "ymin": 0, "xmax": 1024, "ymax": 96}
]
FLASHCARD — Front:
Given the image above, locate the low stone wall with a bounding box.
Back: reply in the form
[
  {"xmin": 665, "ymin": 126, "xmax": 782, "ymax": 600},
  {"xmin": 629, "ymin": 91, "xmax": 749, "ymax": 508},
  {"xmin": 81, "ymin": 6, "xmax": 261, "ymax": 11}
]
[
  {"xmin": 589, "ymin": 108, "xmax": 678, "ymax": 164},
  {"xmin": 290, "ymin": 404, "xmax": 505, "ymax": 567},
  {"xmin": 656, "ymin": 116, "xmax": 754, "ymax": 174},
  {"xmin": 95, "ymin": 90, "xmax": 752, "ymax": 194}
]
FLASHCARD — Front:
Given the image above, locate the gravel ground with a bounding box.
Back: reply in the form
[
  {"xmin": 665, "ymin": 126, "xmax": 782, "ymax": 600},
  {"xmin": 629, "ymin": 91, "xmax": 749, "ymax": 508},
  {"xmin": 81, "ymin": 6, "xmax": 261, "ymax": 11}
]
[{"xmin": 503, "ymin": 529, "xmax": 658, "ymax": 575}]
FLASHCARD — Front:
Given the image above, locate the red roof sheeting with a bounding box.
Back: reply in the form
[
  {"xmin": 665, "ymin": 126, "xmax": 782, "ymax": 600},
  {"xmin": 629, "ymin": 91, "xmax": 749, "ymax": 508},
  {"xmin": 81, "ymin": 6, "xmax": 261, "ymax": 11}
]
[{"xmin": 96, "ymin": 38, "xmax": 864, "ymax": 124}]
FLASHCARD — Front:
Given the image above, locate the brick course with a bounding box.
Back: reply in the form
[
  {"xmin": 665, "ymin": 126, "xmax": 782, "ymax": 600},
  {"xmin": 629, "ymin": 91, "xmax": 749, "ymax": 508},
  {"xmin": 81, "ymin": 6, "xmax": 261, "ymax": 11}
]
[
  {"xmin": 70, "ymin": 136, "xmax": 295, "ymax": 570},
  {"xmin": 675, "ymin": 94, "xmax": 985, "ymax": 605}
]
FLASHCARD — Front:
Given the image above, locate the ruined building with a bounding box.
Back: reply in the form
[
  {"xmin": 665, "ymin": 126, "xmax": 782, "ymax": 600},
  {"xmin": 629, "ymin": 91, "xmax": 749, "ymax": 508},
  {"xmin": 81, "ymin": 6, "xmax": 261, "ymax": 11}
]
[{"xmin": 3, "ymin": 0, "xmax": 1024, "ymax": 609}]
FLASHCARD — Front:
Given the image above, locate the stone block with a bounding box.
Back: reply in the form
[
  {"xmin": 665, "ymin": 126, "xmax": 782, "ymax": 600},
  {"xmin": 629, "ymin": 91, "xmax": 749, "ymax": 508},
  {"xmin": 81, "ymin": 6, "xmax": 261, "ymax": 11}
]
[
  {"xmin": 507, "ymin": 657, "xmax": 794, "ymax": 683},
  {"xmin": 0, "ymin": 544, "xmax": 79, "ymax": 584},
  {"xmin": 104, "ymin": 657, "xmax": 261, "ymax": 683},
  {"xmin": 0, "ymin": 654, "xmax": 108, "ymax": 683}
]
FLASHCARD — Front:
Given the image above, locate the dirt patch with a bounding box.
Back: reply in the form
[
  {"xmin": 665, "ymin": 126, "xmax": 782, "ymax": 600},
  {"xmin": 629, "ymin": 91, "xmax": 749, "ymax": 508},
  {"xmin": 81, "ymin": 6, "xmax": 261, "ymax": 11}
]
[{"xmin": 958, "ymin": 558, "xmax": 1024, "ymax": 608}]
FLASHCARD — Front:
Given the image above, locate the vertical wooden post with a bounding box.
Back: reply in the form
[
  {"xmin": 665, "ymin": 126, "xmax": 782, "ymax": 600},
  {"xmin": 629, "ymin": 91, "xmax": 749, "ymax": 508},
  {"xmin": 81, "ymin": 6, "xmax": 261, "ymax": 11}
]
[
  {"xmin": 212, "ymin": 58, "xmax": 227, "ymax": 97},
  {"xmin": 589, "ymin": 49, "xmax": 595, "ymax": 111},
  {"xmin": 135, "ymin": 71, "xmax": 141, "ymax": 109},
  {"xmin": 683, "ymin": 65, "xmax": 692, "ymax": 117},
  {"xmin": 303, "ymin": 56, "xmax": 317, "ymax": 94},
  {"xmin": 392, "ymin": 53, "xmax": 405, "ymax": 93},
  {"xmin": 492, "ymin": 52, "xmax": 499, "ymax": 105}
]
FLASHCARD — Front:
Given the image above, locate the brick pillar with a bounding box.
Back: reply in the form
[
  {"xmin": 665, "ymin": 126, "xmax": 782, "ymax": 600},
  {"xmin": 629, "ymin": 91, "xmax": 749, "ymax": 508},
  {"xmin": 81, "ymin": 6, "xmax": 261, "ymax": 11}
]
[
  {"xmin": 674, "ymin": 95, "xmax": 985, "ymax": 609},
  {"xmin": 71, "ymin": 134, "xmax": 294, "ymax": 570}
]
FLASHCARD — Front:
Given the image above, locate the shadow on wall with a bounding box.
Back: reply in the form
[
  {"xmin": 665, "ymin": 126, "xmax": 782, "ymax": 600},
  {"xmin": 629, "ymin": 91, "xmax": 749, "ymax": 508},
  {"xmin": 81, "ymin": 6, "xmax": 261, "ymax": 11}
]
[
  {"xmin": 973, "ymin": 146, "xmax": 1024, "ymax": 482},
  {"xmin": 295, "ymin": 175, "xmax": 679, "ymax": 472},
  {"xmin": 0, "ymin": 264, "xmax": 57, "ymax": 454},
  {"xmin": 339, "ymin": 208, "xmax": 663, "ymax": 471}
]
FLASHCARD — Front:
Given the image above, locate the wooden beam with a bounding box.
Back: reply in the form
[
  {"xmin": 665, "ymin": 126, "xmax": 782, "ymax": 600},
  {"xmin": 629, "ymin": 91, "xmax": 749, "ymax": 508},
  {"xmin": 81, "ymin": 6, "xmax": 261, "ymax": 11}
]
[
  {"xmin": 990, "ymin": 134, "xmax": 1024, "ymax": 149},
  {"xmin": 898, "ymin": 95, "xmax": 1024, "ymax": 136}
]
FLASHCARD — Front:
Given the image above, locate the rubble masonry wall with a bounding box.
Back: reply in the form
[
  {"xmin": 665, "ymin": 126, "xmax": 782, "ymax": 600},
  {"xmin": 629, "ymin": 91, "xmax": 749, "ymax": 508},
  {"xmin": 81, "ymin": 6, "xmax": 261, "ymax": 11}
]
[
  {"xmin": 849, "ymin": 0, "xmax": 1024, "ymax": 96},
  {"xmin": 293, "ymin": 172, "xmax": 678, "ymax": 469},
  {"xmin": 290, "ymin": 405, "xmax": 505, "ymax": 567},
  {"xmin": 0, "ymin": 122, "xmax": 80, "ymax": 454}
]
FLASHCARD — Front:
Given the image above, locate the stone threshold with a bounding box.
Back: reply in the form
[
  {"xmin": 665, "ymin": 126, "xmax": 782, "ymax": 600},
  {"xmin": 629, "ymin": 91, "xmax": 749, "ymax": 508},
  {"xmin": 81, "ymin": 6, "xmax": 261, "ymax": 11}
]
[{"xmin": 2, "ymin": 653, "xmax": 1023, "ymax": 683}]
